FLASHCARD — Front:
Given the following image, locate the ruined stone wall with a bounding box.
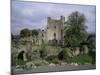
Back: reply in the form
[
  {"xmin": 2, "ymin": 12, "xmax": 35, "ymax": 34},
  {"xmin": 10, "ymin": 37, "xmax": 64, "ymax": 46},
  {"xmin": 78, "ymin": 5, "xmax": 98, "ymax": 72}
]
[
  {"xmin": 38, "ymin": 30, "xmax": 47, "ymax": 45},
  {"xmin": 31, "ymin": 16, "xmax": 65, "ymax": 45}
]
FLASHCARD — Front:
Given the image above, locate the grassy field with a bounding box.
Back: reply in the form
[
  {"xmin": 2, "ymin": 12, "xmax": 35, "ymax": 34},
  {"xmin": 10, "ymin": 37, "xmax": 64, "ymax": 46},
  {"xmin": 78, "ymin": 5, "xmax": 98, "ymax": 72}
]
[{"xmin": 66, "ymin": 52, "xmax": 95, "ymax": 65}]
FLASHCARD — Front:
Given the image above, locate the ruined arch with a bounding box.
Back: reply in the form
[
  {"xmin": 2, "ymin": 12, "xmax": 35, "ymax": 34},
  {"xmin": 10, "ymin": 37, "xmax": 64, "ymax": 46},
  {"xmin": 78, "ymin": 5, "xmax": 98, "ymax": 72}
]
[{"xmin": 17, "ymin": 51, "xmax": 25, "ymax": 60}]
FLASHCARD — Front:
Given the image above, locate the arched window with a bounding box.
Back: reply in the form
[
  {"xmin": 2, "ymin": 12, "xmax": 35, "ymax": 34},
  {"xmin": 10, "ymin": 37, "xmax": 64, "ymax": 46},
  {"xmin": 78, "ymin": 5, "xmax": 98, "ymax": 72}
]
[
  {"xmin": 54, "ymin": 25, "xmax": 56, "ymax": 29},
  {"xmin": 54, "ymin": 32, "xmax": 56, "ymax": 38},
  {"xmin": 42, "ymin": 33, "xmax": 44, "ymax": 37}
]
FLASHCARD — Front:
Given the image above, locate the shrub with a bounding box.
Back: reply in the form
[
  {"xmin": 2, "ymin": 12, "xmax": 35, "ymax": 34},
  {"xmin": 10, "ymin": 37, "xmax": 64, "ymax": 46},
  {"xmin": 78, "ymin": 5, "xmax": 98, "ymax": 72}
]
[
  {"xmin": 63, "ymin": 48, "xmax": 67, "ymax": 59},
  {"xmin": 16, "ymin": 59, "xmax": 26, "ymax": 66},
  {"xmin": 40, "ymin": 45, "xmax": 47, "ymax": 59},
  {"xmin": 58, "ymin": 48, "xmax": 69, "ymax": 60},
  {"xmin": 88, "ymin": 50, "xmax": 96, "ymax": 64}
]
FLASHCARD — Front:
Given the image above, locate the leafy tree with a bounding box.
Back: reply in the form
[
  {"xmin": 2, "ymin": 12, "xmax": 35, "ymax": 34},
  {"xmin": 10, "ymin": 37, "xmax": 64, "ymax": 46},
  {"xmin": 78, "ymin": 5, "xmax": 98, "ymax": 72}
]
[
  {"xmin": 32, "ymin": 29, "xmax": 39, "ymax": 37},
  {"xmin": 64, "ymin": 11, "xmax": 88, "ymax": 47},
  {"xmin": 31, "ymin": 29, "xmax": 39, "ymax": 45},
  {"xmin": 20, "ymin": 28, "xmax": 31, "ymax": 37}
]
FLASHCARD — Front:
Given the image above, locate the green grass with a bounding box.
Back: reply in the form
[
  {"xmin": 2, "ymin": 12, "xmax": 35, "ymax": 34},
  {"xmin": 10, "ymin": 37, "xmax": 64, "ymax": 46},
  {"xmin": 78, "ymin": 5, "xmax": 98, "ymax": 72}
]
[
  {"xmin": 16, "ymin": 59, "xmax": 27, "ymax": 66},
  {"xmin": 67, "ymin": 54, "xmax": 94, "ymax": 65}
]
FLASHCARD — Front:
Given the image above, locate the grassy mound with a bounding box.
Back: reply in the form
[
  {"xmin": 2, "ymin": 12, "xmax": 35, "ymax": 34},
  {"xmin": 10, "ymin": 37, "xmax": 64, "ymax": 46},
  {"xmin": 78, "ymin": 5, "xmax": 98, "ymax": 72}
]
[{"xmin": 67, "ymin": 53, "xmax": 95, "ymax": 65}]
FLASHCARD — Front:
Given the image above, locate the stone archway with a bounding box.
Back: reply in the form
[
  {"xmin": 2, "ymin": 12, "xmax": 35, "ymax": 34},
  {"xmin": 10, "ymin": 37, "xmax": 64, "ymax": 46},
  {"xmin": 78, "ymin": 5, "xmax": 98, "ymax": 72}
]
[{"xmin": 17, "ymin": 51, "xmax": 27, "ymax": 61}]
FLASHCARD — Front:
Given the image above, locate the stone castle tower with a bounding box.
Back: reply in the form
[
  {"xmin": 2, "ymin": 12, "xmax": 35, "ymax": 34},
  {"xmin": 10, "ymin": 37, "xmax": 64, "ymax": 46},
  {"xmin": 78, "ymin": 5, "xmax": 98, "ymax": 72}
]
[
  {"xmin": 46, "ymin": 16, "xmax": 65, "ymax": 45},
  {"xmin": 26, "ymin": 16, "xmax": 65, "ymax": 46}
]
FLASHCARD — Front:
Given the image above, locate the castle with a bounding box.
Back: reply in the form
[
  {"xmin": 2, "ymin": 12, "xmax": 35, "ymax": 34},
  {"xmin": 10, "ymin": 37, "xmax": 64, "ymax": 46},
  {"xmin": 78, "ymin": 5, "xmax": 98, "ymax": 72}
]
[
  {"xmin": 20, "ymin": 16, "xmax": 66, "ymax": 46},
  {"xmin": 37, "ymin": 16, "xmax": 65, "ymax": 45}
]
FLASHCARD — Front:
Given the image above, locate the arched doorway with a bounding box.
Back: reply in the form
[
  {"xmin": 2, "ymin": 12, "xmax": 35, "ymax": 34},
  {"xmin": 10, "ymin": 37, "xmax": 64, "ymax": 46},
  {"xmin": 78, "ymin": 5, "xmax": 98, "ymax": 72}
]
[{"xmin": 17, "ymin": 51, "xmax": 25, "ymax": 60}]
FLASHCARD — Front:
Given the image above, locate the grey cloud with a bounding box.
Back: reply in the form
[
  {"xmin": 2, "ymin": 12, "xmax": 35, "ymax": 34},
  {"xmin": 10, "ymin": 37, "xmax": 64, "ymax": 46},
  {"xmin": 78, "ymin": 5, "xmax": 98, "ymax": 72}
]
[{"xmin": 11, "ymin": 1, "xmax": 96, "ymax": 35}]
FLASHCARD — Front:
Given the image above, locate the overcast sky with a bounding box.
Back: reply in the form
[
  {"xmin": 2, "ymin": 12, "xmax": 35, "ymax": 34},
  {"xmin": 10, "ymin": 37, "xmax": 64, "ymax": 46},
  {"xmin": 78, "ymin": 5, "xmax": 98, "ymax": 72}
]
[{"xmin": 11, "ymin": 1, "xmax": 96, "ymax": 35}]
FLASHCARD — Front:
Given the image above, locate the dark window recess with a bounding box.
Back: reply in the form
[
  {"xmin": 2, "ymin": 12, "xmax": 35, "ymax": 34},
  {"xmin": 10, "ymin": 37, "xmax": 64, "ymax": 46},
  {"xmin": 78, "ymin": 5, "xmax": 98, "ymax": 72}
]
[
  {"xmin": 54, "ymin": 26, "xmax": 56, "ymax": 29},
  {"xmin": 54, "ymin": 33, "xmax": 56, "ymax": 38},
  {"xmin": 42, "ymin": 34, "xmax": 44, "ymax": 37},
  {"xmin": 47, "ymin": 27, "xmax": 49, "ymax": 29}
]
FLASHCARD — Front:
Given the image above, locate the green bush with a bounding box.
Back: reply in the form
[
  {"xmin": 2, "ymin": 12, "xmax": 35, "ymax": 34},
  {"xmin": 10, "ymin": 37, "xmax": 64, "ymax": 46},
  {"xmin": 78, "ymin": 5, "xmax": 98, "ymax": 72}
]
[
  {"xmin": 58, "ymin": 48, "xmax": 69, "ymax": 60},
  {"xmin": 40, "ymin": 45, "xmax": 47, "ymax": 59},
  {"xmin": 88, "ymin": 51, "xmax": 96, "ymax": 64},
  {"xmin": 63, "ymin": 48, "xmax": 69, "ymax": 59}
]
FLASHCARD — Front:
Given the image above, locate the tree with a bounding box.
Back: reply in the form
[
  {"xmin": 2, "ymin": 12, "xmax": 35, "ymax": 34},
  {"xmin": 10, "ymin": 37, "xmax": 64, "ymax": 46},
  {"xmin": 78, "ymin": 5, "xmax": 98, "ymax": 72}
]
[
  {"xmin": 32, "ymin": 29, "xmax": 39, "ymax": 37},
  {"xmin": 20, "ymin": 28, "xmax": 31, "ymax": 37},
  {"xmin": 64, "ymin": 11, "xmax": 88, "ymax": 47},
  {"xmin": 31, "ymin": 29, "xmax": 39, "ymax": 45}
]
